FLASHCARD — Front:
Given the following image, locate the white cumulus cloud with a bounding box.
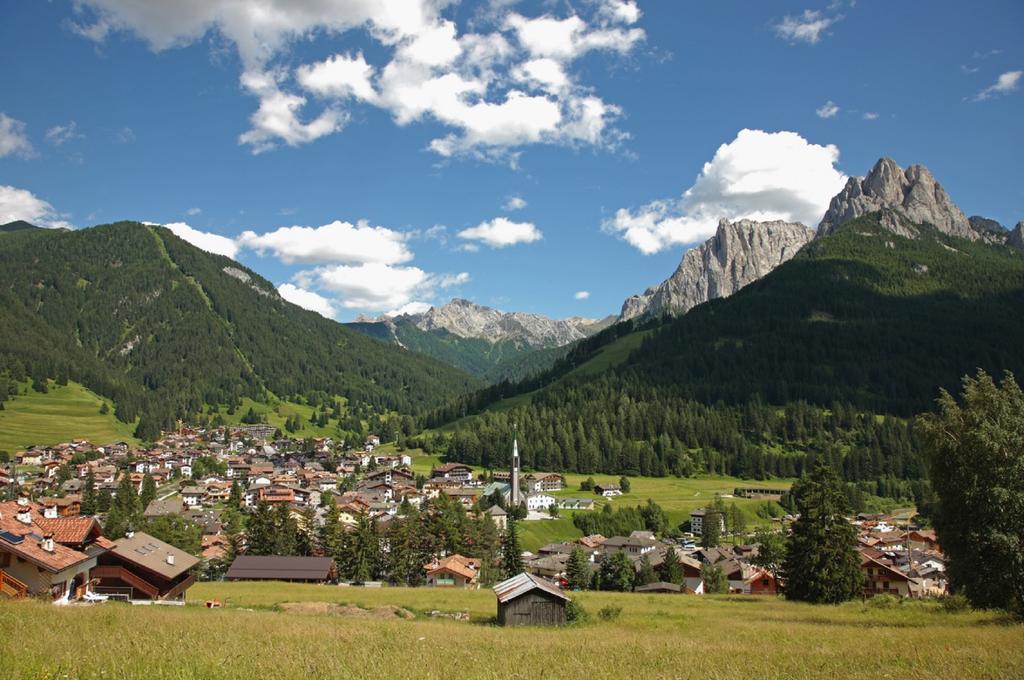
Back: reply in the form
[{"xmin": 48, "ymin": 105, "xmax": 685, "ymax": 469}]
[
  {"xmin": 0, "ymin": 185, "xmax": 72, "ymax": 229},
  {"xmin": 162, "ymin": 221, "xmax": 240, "ymax": 258},
  {"xmin": 71, "ymin": 0, "xmax": 644, "ymax": 158},
  {"xmin": 457, "ymin": 217, "xmax": 542, "ymax": 248},
  {"xmin": 278, "ymin": 283, "xmax": 335, "ymax": 318},
  {"xmin": 973, "ymin": 70, "xmax": 1022, "ymax": 101},
  {"xmin": 574, "ymin": 290, "xmax": 590, "ymax": 300},
  {"xmin": 604, "ymin": 129, "xmax": 848, "ymax": 254},
  {"xmin": 816, "ymin": 100, "xmax": 839, "ymax": 118},
  {"xmin": 773, "ymin": 9, "xmax": 840, "ymax": 45},
  {"xmin": 310, "ymin": 262, "xmax": 431, "ymax": 311},
  {"xmin": 238, "ymin": 220, "xmax": 413, "ymax": 265},
  {"xmin": 0, "ymin": 113, "xmax": 34, "ymax": 159}
]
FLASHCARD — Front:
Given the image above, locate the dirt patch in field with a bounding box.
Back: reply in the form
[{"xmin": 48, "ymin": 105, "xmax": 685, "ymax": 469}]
[{"xmin": 280, "ymin": 602, "xmax": 415, "ymax": 619}]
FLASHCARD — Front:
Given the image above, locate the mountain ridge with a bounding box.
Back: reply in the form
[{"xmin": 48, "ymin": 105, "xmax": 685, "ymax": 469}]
[
  {"xmin": 619, "ymin": 218, "xmax": 815, "ymax": 322},
  {"xmin": 0, "ymin": 221, "xmax": 479, "ymax": 438}
]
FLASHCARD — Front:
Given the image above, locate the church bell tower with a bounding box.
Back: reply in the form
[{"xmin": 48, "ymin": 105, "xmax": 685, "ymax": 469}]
[{"xmin": 511, "ymin": 424, "xmax": 521, "ymax": 508}]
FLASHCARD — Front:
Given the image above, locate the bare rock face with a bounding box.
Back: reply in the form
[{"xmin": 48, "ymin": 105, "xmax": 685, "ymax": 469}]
[
  {"xmin": 401, "ymin": 299, "xmax": 608, "ymax": 348},
  {"xmin": 968, "ymin": 216, "xmax": 1007, "ymax": 245},
  {"xmin": 619, "ymin": 218, "xmax": 815, "ymax": 322},
  {"xmin": 1009, "ymin": 221, "xmax": 1024, "ymax": 251},
  {"xmin": 818, "ymin": 158, "xmax": 977, "ymax": 240}
]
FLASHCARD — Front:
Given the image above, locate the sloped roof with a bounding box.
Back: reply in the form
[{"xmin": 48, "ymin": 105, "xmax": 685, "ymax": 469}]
[
  {"xmin": 493, "ymin": 572, "xmax": 570, "ymax": 604},
  {"xmin": 0, "ymin": 500, "xmax": 94, "ymax": 573},
  {"xmin": 225, "ymin": 555, "xmax": 335, "ymax": 581},
  {"xmin": 34, "ymin": 516, "xmax": 100, "ymax": 545},
  {"xmin": 110, "ymin": 532, "xmax": 199, "ymax": 580}
]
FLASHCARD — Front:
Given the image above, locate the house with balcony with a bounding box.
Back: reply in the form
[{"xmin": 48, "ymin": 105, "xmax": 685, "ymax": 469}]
[
  {"xmin": 0, "ymin": 498, "xmax": 102, "ymax": 602},
  {"xmin": 92, "ymin": 531, "xmax": 198, "ymax": 602}
]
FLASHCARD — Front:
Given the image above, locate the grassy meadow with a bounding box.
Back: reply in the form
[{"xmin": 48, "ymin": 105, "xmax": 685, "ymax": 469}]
[
  {"xmin": 1, "ymin": 582, "xmax": 1021, "ymax": 679},
  {"xmin": 0, "ymin": 381, "xmax": 138, "ymax": 454}
]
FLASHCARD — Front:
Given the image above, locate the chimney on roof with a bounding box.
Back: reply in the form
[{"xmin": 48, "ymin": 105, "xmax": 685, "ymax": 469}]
[
  {"xmin": 43, "ymin": 504, "xmax": 58, "ymax": 519},
  {"xmin": 126, "ymin": 530, "xmax": 135, "ymax": 539},
  {"xmin": 166, "ymin": 553, "xmax": 175, "ymax": 566},
  {"xmin": 16, "ymin": 504, "xmax": 32, "ymax": 525},
  {"xmin": 41, "ymin": 533, "xmax": 55, "ymax": 553}
]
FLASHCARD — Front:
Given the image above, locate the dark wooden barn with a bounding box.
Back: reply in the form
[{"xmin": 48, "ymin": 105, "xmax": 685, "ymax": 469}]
[{"xmin": 493, "ymin": 572, "xmax": 570, "ymax": 626}]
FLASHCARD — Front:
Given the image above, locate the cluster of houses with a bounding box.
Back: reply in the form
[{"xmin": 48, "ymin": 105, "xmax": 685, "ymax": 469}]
[
  {"xmin": 1, "ymin": 427, "xmax": 949, "ymax": 608},
  {"xmin": 854, "ymin": 515, "xmax": 946, "ymax": 598},
  {"xmin": 0, "ymin": 495, "xmax": 197, "ymax": 604}
]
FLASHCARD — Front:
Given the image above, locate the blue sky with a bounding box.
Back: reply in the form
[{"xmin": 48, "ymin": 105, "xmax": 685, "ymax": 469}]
[{"xmin": 1, "ymin": 0, "xmax": 1021, "ymax": 321}]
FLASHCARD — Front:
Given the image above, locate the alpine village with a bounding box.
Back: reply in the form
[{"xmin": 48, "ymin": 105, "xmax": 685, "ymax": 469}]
[{"xmin": 1, "ymin": 1, "xmax": 1023, "ymax": 678}]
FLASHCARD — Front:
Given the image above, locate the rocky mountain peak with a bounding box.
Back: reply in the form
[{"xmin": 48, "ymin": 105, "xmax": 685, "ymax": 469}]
[
  {"xmin": 399, "ymin": 299, "xmax": 606, "ymax": 348},
  {"xmin": 619, "ymin": 217, "xmax": 815, "ymax": 322},
  {"xmin": 1009, "ymin": 221, "xmax": 1024, "ymax": 251},
  {"xmin": 818, "ymin": 158, "xmax": 977, "ymax": 241}
]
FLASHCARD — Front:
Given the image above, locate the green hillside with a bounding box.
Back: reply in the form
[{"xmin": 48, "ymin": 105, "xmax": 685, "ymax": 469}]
[
  {"xmin": 0, "ymin": 380, "xmax": 139, "ymax": 454},
  {"xmin": 0, "ymin": 222, "xmax": 480, "ymax": 440}
]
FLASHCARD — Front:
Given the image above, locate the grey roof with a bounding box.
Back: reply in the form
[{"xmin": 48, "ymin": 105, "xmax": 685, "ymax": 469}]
[
  {"xmin": 485, "ymin": 505, "xmax": 507, "ymax": 516},
  {"xmin": 111, "ymin": 532, "xmax": 199, "ymax": 580},
  {"xmin": 635, "ymin": 581, "xmax": 682, "ymax": 593},
  {"xmin": 225, "ymin": 555, "xmax": 335, "ymax": 581},
  {"xmin": 493, "ymin": 572, "xmax": 570, "ymax": 604}
]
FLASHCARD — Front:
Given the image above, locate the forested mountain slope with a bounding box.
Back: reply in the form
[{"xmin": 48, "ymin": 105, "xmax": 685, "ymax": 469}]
[
  {"xmin": 427, "ymin": 212, "xmax": 1024, "ymax": 498},
  {"xmin": 0, "ymin": 222, "xmax": 479, "ymax": 439}
]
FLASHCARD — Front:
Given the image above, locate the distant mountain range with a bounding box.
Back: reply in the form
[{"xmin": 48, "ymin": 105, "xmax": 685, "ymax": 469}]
[{"xmin": 348, "ymin": 299, "xmax": 615, "ymax": 381}]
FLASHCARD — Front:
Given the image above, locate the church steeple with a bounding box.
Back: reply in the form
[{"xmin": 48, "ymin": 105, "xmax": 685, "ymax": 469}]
[{"xmin": 511, "ymin": 424, "xmax": 520, "ymax": 508}]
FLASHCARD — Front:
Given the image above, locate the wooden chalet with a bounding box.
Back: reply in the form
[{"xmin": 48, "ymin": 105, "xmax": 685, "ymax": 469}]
[{"xmin": 93, "ymin": 531, "xmax": 199, "ymax": 602}]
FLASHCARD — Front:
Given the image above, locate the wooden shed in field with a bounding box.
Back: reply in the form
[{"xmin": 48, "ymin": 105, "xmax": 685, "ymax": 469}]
[{"xmin": 493, "ymin": 572, "xmax": 570, "ymax": 626}]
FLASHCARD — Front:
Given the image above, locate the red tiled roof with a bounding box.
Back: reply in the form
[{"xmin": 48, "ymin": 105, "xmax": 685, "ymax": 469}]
[
  {"xmin": 34, "ymin": 516, "xmax": 100, "ymax": 545},
  {"xmin": 0, "ymin": 501, "xmax": 93, "ymax": 573}
]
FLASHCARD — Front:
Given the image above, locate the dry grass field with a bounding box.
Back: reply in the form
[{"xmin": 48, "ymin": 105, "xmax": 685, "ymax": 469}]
[{"xmin": 1, "ymin": 582, "xmax": 1021, "ymax": 679}]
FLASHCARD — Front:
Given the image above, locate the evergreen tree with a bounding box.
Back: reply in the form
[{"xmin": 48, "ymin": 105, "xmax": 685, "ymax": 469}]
[
  {"xmin": 228, "ymin": 480, "xmax": 244, "ymax": 509},
  {"xmin": 246, "ymin": 500, "xmax": 275, "ymax": 555},
  {"xmin": 635, "ymin": 553, "xmax": 656, "ymax": 588},
  {"xmin": 139, "ymin": 473, "xmax": 157, "ymax": 510},
  {"xmin": 272, "ymin": 504, "xmax": 299, "ymax": 556},
  {"xmin": 750, "ymin": 526, "xmax": 786, "ymax": 589},
  {"xmin": 565, "ymin": 546, "xmax": 590, "ymax": 591},
  {"xmin": 658, "ymin": 546, "xmax": 683, "ymax": 585},
  {"xmin": 701, "ymin": 509, "xmax": 722, "ymax": 549},
  {"xmin": 619, "ymin": 476, "xmax": 631, "ymax": 493},
  {"xmin": 80, "ymin": 469, "xmax": 97, "ymax": 516},
  {"xmin": 600, "ymin": 551, "xmax": 634, "ymax": 592},
  {"xmin": 917, "ymin": 370, "xmax": 1024, "ymax": 615},
  {"xmin": 501, "ymin": 517, "xmax": 524, "ymax": 578},
  {"xmin": 296, "ymin": 506, "xmax": 318, "ymax": 556},
  {"xmin": 97, "ymin": 487, "xmax": 113, "ymax": 513},
  {"xmin": 701, "ymin": 563, "xmax": 728, "ymax": 594},
  {"xmin": 782, "ymin": 464, "xmax": 863, "ymax": 604},
  {"xmin": 729, "ymin": 503, "xmax": 747, "ymax": 539}
]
